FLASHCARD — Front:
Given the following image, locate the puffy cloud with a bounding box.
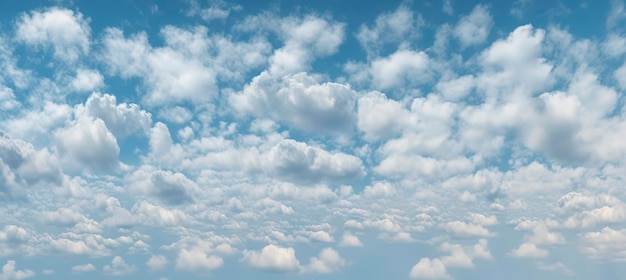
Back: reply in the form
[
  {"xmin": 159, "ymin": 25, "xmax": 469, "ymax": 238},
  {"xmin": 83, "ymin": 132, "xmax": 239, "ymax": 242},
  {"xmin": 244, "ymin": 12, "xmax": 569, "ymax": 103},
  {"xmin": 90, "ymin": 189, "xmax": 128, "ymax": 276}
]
[
  {"xmin": 0, "ymin": 226, "xmax": 30, "ymax": 244},
  {"xmin": 357, "ymin": 92, "xmax": 410, "ymax": 141},
  {"xmin": 79, "ymin": 93, "xmax": 152, "ymax": 138},
  {"xmin": 268, "ymin": 16, "xmax": 344, "ymax": 76},
  {"xmin": 1, "ymin": 102, "xmax": 72, "ymax": 145},
  {"xmin": 370, "ymin": 50, "xmax": 431, "ymax": 90},
  {"xmin": 70, "ymin": 69, "xmax": 103, "ymax": 93},
  {"xmin": 356, "ymin": 5, "xmax": 422, "ymax": 57},
  {"xmin": 508, "ymin": 243, "xmax": 549, "ymax": 258},
  {"xmin": 362, "ymin": 181, "xmax": 395, "ymax": 198},
  {"xmin": 0, "ymin": 86, "xmax": 19, "ymax": 111},
  {"xmin": 242, "ymin": 244, "xmax": 300, "ymax": 273},
  {"xmin": 40, "ymin": 208, "xmax": 86, "ymax": 227},
  {"xmin": 303, "ymin": 248, "xmax": 346, "ymax": 274},
  {"xmin": 146, "ymin": 255, "xmax": 168, "ymax": 271},
  {"xmin": 15, "ymin": 7, "xmax": 90, "ymax": 62},
  {"xmin": 0, "ymin": 260, "xmax": 34, "ymax": 280},
  {"xmin": 127, "ymin": 167, "xmax": 199, "ymax": 205},
  {"xmin": 231, "ymin": 72, "xmax": 357, "ymax": 136},
  {"xmin": 265, "ymin": 139, "xmax": 365, "ymax": 183},
  {"xmin": 339, "ymin": 233, "xmax": 363, "ymax": 247},
  {"xmin": 453, "ymin": 5, "xmax": 493, "ymax": 47},
  {"xmin": 131, "ymin": 201, "xmax": 190, "ymax": 227},
  {"xmin": 0, "ymin": 133, "xmax": 62, "ymax": 199},
  {"xmin": 103, "ymin": 256, "xmax": 136, "ymax": 276},
  {"xmin": 53, "ymin": 116, "xmax": 119, "ymax": 173},
  {"xmin": 175, "ymin": 249, "xmax": 223, "ymax": 272},
  {"xmin": 409, "ymin": 258, "xmax": 450, "ymax": 279},
  {"xmin": 440, "ymin": 243, "xmax": 473, "ymax": 268},
  {"xmin": 564, "ymin": 205, "xmax": 626, "ymax": 229},
  {"xmin": 101, "ymin": 27, "xmax": 216, "ymax": 106},
  {"xmin": 580, "ymin": 227, "xmax": 626, "ymax": 262}
]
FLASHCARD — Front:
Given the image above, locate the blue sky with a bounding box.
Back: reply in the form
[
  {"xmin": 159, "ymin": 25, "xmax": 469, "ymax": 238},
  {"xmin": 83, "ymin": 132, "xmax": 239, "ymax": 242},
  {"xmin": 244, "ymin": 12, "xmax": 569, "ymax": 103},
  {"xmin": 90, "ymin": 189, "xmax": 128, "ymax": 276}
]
[{"xmin": 1, "ymin": 0, "xmax": 626, "ymax": 279}]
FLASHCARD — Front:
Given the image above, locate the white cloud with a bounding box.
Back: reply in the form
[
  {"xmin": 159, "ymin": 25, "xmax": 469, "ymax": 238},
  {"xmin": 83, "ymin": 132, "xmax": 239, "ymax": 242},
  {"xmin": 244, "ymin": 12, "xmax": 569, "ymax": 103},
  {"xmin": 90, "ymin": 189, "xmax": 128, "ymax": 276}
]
[
  {"xmin": 536, "ymin": 262, "xmax": 575, "ymax": 276},
  {"xmin": 146, "ymin": 255, "xmax": 168, "ymax": 271},
  {"xmin": 71, "ymin": 264, "xmax": 95, "ymax": 273},
  {"xmin": 440, "ymin": 243, "xmax": 473, "ymax": 268},
  {"xmin": 603, "ymin": 33, "xmax": 626, "ymax": 57},
  {"xmin": 409, "ymin": 258, "xmax": 450, "ymax": 279},
  {"xmin": 0, "ymin": 225, "xmax": 29, "ymax": 244},
  {"xmin": 231, "ymin": 72, "xmax": 357, "ymax": 136},
  {"xmin": 103, "ymin": 256, "xmax": 136, "ymax": 276},
  {"xmin": 54, "ymin": 116, "xmax": 119, "ymax": 172},
  {"xmin": 580, "ymin": 227, "xmax": 626, "ymax": 262},
  {"xmin": 158, "ymin": 106, "xmax": 193, "ymax": 124},
  {"xmin": 309, "ymin": 231, "xmax": 334, "ymax": 243},
  {"xmin": 508, "ymin": 243, "xmax": 549, "ymax": 258},
  {"xmin": 40, "ymin": 208, "xmax": 86, "ymax": 227},
  {"xmin": 176, "ymin": 249, "xmax": 223, "ymax": 272},
  {"xmin": 303, "ymin": 248, "xmax": 346, "ymax": 274},
  {"xmin": 370, "ymin": 49, "xmax": 431, "ymax": 90},
  {"xmin": 357, "ymin": 91, "xmax": 410, "ymax": 141},
  {"xmin": 264, "ymin": 139, "xmax": 365, "ymax": 183},
  {"xmin": 127, "ymin": 167, "xmax": 199, "ymax": 205},
  {"xmin": 363, "ymin": 181, "xmax": 395, "ymax": 198},
  {"xmin": 1, "ymin": 102, "xmax": 72, "ymax": 145},
  {"xmin": 15, "ymin": 7, "xmax": 90, "ymax": 62},
  {"xmin": 356, "ymin": 5, "xmax": 422, "ymax": 57},
  {"xmin": 80, "ymin": 93, "xmax": 152, "ymax": 138},
  {"xmin": 443, "ymin": 221, "xmax": 493, "ymax": 237},
  {"xmin": 0, "ymin": 86, "xmax": 19, "ymax": 111},
  {"xmin": 70, "ymin": 69, "xmax": 103, "ymax": 93},
  {"xmin": 468, "ymin": 213, "xmax": 498, "ymax": 226},
  {"xmin": 242, "ymin": 244, "xmax": 300, "ymax": 273},
  {"xmin": 607, "ymin": 0, "xmax": 626, "ymax": 30},
  {"xmin": 0, "ymin": 133, "xmax": 63, "ymax": 195},
  {"xmin": 269, "ymin": 16, "xmax": 344, "ymax": 76},
  {"xmin": 339, "ymin": 233, "xmax": 363, "ymax": 247},
  {"xmin": 454, "ymin": 4, "xmax": 493, "ymax": 47},
  {"xmin": 101, "ymin": 26, "xmax": 226, "ymax": 106},
  {"xmin": 0, "ymin": 260, "xmax": 34, "ymax": 280}
]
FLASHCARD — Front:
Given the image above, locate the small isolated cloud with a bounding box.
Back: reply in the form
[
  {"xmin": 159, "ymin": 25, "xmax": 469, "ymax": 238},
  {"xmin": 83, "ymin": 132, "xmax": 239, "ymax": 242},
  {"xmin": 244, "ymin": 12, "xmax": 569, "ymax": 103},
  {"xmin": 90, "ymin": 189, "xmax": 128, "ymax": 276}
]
[
  {"xmin": 409, "ymin": 258, "xmax": 450, "ymax": 279},
  {"xmin": 146, "ymin": 255, "xmax": 168, "ymax": 271},
  {"xmin": 102, "ymin": 256, "xmax": 136, "ymax": 276},
  {"xmin": 242, "ymin": 244, "xmax": 300, "ymax": 273},
  {"xmin": 15, "ymin": 7, "xmax": 91, "ymax": 62},
  {"xmin": 454, "ymin": 4, "xmax": 493, "ymax": 47},
  {"xmin": 339, "ymin": 233, "xmax": 363, "ymax": 247},
  {"xmin": 508, "ymin": 243, "xmax": 549, "ymax": 258},
  {"xmin": 302, "ymin": 248, "xmax": 347, "ymax": 274},
  {"xmin": 175, "ymin": 249, "xmax": 223, "ymax": 272},
  {"xmin": 71, "ymin": 264, "xmax": 95, "ymax": 273},
  {"xmin": 0, "ymin": 260, "xmax": 35, "ymax": 280}
]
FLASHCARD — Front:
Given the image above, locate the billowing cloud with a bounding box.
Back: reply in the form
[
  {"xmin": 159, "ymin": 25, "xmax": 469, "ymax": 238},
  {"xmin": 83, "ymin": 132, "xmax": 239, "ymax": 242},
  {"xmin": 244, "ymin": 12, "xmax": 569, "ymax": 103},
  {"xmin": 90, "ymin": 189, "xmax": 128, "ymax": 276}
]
[
  {"xmin": 242, "ymin": 244, "xmax": 300, "ymax": 273},
  {"xmin": 15, "ymin": 7, "xmax": 90, "ymax": 62},
  {"xmin": 54, "ymin": 116, "xmax": 119, "ymax": 173}
]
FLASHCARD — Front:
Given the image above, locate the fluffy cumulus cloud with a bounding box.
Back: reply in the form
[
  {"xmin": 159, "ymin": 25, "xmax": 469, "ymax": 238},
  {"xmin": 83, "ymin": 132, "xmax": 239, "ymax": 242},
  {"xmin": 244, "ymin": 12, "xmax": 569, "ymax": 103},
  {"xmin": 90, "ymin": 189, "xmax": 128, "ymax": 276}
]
[
  {"xmin": 3, "ymin": 1, "xmax": 626, "ymax": 279},
  {"xmin": 264, "ymin": 139, "xmax": 365, "ymax": 183},
  {"xmin": 0, "ymin": 260, "xmax": 35, "ymax": 280},
  {"xmin": 0, "ymin": 133, "xmax": 62, "ymax": 199},
  {"xmin": 231, "ymin": 72, "xmax": 357, "ymax": 136},
  {"xmin": 15, "ymin": 7, "xmax": 90, "ymax": 62},
  {"xmin": 409, "ymin": 258, "xmax": 450, "ymax": 279},
  {"xmin": 242, "ymin": 244, "xmax": 300, "ymax": 273},
  {"xmin": 53, "ymin": 116, "xmax": 119, "ymax": 173}
]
